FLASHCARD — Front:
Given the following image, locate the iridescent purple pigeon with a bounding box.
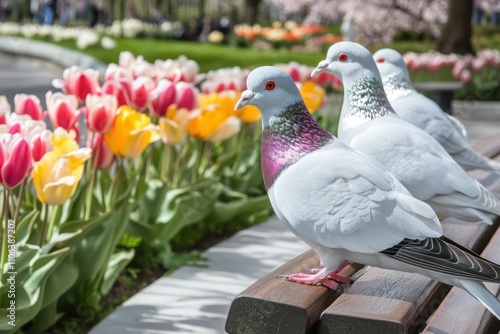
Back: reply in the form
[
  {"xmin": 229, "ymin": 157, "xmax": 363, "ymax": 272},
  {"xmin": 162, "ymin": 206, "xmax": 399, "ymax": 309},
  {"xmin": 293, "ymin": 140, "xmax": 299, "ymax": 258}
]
[
  {"xmin": 312, "ymin": 42, "xmax": 500, "ymax": 225},
  {"xmin": 235, "ymin": 66, "xmax": 500, "ymax": 319},
  {"xmin": 373, "ymin": 48, "xmax": 500, "ymax": 172}
]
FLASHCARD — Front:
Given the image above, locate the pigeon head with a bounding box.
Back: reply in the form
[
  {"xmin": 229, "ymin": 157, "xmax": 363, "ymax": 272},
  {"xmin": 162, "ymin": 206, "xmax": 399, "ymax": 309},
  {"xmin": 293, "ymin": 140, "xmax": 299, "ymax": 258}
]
[
  {"xmin": 373, "ymin": 48, "xmax": 410, "ymax": 80},
  {"xmin": 312, "ymin": 42, "xmax": 380, "ymax": 83},
  {"xmin": 235, "ymin": 66, "xmax": 303, "ymax": 124}
]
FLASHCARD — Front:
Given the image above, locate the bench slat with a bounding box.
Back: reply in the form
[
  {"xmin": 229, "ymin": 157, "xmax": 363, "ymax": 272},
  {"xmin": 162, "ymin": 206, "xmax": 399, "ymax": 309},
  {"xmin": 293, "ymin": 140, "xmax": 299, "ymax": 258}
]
[
  {"xmin": 423, "ymin": 227, "xmax": 500, "ymax": 334},
  {"xmin": 225, "ymin": 250, "xmax": 365, "ymax": 334}
]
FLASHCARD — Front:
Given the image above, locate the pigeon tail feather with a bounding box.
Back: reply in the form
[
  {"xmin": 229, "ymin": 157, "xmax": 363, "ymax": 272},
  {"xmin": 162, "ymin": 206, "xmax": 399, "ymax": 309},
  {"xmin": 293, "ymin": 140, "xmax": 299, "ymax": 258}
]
[
  {"xmin": 460, "ymin": 279, "xmax": 500, "ymax": 320},
  {"xmin": 452, "ymin": 147, "xmax": 500, "ymax": 171}
]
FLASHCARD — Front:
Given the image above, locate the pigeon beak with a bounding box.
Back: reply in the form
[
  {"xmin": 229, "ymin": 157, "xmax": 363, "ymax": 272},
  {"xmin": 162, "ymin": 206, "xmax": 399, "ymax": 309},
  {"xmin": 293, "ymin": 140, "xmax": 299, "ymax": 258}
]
[
  {"xmin": 311, "ymin": 60, "xmax": 330, "ymax": 77},
  {"xmin": 235, "ymin": 90, "xmax": 255, "ymax": 110}
]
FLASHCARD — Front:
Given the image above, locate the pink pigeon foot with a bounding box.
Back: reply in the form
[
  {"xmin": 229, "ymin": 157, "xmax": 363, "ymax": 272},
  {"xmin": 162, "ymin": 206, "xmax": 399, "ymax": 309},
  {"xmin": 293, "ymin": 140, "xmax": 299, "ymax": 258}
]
[
  {"xmin": 279, "ymin": 271, "xmax": 341, "ymax": 290},
  {"xmin": 308, "ymin": 260, "xmax": 352, "ymax": 284}
]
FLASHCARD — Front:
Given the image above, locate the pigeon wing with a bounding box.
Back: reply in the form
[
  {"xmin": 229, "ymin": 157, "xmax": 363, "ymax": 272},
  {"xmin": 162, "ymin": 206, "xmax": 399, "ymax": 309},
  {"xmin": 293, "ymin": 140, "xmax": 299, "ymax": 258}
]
[{"xmin": 273, "ymin": 142, "xmax": 442, "ymax": 254}]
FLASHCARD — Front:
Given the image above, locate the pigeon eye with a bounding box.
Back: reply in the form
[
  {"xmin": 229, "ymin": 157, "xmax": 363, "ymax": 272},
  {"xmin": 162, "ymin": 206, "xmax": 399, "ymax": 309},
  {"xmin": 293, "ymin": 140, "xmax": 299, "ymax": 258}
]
[
  {"xmin": 265, "ymin": 81, "xmax": 276, "ymax": 90},
  {"xmin": 338, "ymin": 53, "xmax": 348, "ymax": 62},
  {"xmin": 377, "ymin": 58, "xmax": 385, "ymax": 63}
]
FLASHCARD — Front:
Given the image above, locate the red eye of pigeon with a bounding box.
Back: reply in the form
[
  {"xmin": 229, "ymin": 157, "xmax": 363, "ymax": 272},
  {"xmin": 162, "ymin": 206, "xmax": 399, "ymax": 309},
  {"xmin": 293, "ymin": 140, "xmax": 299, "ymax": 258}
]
[
  {"xmin": 338, "ymin": 53, "xmax": 348, "ymax": 62},
  {"xmin": 265, "ymin": 81, "xmax": 276, "ymax": 90},
  {"xmin": 377, "ymin": 58, "xmax": 385, "ymax": 63}
]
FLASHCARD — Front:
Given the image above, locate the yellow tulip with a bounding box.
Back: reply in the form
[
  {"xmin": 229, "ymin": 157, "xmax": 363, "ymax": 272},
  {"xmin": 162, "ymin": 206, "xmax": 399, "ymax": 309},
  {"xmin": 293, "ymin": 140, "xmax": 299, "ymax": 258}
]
[
  {"xmin": 104, "ymin": 106, "xmax": 160, "ymax": 158},
  {"xmin": 51, "ymin": 127, "xmax": 80, "ymax": 156},
  {"xmin": 32, "ymin": 144, "xmax": 91, "ymax": 205},
  {"xmin": 300, "ymin": 81, "xmax": 325, "ymax": 114},
  {"xmin": 187, "ymin": 92, "xmax": 241, "ymax": 142},
  {"xmin": 159, "ymin": 106, "xmax": 192, "ymax": 145}
]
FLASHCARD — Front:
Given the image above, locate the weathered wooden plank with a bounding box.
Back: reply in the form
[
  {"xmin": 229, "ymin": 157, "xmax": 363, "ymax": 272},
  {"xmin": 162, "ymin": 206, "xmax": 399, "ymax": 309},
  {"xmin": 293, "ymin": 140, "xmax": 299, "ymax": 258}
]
[
  {"xmin": 225, "ymin": 250, "xmax": 365, "ymax": 334},
  {"xmin": 423, "ymin": 227, "xmax": 500, "ymax": 334},
  {"xmin": 470, "ymin": 132, "xmax": 500, "ymax": 159}
]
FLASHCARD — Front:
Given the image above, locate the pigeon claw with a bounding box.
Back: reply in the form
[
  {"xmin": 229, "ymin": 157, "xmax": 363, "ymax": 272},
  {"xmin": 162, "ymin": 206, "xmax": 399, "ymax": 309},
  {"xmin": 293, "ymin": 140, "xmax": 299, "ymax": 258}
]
[{"xmin": 278, "ymin": 272, "xmax": 342, "ymax": 291}]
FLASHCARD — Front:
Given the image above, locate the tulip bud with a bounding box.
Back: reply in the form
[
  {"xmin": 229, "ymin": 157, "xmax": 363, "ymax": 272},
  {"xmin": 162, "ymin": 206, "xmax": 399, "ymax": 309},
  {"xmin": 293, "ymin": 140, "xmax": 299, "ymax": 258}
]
[
  {"xmin": 85, "ymin": 94, "xmax": 118, "ymax": 133},
  {"xmin": 176, "ymin": 82, "xmax": 198, "ymax": 110},
  {"xmin": 150, "ymin": 80, "xmax": 176, "ymax": 116},
  {"xmin": 0, "ymin": 134, "xmax": 31, "ymax": 188},
  {"xmin": 46, "ymin": 91, "xmax": 79, "ymax": 130},
  {"xmin": 14, "ymin": 94, "xmax": 42, "ymax": 120},
  {"xmin": 52, "ymin": 65, "xmax": 100, "ymax": 102},
  {"xmin": 0, "ymin": 96, "xmax": 11, "ymax": 124},
  {"xmin": 88, "ymin": 132, "xmax": 115, "ymax": 169}
]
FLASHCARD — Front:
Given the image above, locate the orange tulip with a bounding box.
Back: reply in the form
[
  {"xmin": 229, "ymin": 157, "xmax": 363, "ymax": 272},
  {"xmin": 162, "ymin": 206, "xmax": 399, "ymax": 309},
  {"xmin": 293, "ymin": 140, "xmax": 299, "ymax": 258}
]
[{"xmin": 104, "ymin": 106, "xmax": 160, "ymax": 159}]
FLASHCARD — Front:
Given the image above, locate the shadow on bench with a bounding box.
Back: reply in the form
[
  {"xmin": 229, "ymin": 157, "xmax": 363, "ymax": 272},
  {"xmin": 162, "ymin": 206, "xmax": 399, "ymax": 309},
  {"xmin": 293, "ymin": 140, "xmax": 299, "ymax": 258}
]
[{"xmin": 226, "ymin": 133, "xmax": 500, "ymax": 334}]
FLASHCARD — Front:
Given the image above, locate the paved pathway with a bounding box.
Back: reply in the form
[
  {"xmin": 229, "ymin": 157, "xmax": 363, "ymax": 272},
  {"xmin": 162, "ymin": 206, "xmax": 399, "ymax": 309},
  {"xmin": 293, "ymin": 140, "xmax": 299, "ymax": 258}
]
[{"xmin": 0, "ymin": 53, "xmax": 63, "ymax": 108}]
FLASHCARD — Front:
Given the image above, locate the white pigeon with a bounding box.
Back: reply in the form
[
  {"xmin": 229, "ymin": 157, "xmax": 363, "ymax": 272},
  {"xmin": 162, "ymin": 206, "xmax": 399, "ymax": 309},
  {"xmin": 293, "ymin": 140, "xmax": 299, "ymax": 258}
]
[
  {"xmin": 312, "ymin": 42, "xmax": 500, "ymax": 224},
  {"xmin": 235, "ymin": 66, "xmax": 500, "ymax": 319},
  {"xmin": 373, "ymin": 48, "xmax": 500, "ymax": 171}
]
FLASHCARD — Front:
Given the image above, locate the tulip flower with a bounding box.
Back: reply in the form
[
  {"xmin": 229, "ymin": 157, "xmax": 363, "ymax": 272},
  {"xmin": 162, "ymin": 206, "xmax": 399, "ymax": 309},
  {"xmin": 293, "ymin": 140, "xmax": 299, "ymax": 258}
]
[
  {"xmin": 104, "ymin": 106, "xmax": 160, "ymax": 159},
  {"xmin": 85, "ymin": 94, "xmax": 118, "ymax": 133},
  {"xmin": 30, "ymin": 129, "xmax": 53, "ymax": 162},
  {"xmin": 101, "ymin": 79, "xmax": 132, "ymax": 107},
  {"xmin": 175, "ymin": 82, "xmax": 198, "ymax": 110},
  {"xmin": 46, "ymin": 91, "xmax": 79, "ymax": 130},
  {"xmin": 149, "ymin": 79, "xmax": 176, "ymax": 117},
  {"xmin": 0, "ymin": 134, "xmax": 31, "ymax": 188},
  {"xmin": 298, "ymin": 81, "xmax": 325, "ymax": 114},
  {"xmin": 188, "ymin": 93, "xmax": 241, "ymax": 142},
  {"xmin": 159, "ymin": 106, "xmax": 191, "ymax": 145},
  {"xmin": 0, "ymin": 96, "xmax": 10, "ymax": 125},
  {"xmin": 52, "ymin": 65, "xmax": 100, "ymax": 102},
  {"xmin": 88, "ymin": 133, "xmax": 115, "ymax": 169},
  {"xmin": 130, "ymin": 76, "xmax": 155, "ymax": 111},
  {"xmin": 14, "ymin": 94, "xmax": 42, "ymax": 120},
  {"xmin": 32, "ymin": 128, "xmax": 91, "ymax": 205}
]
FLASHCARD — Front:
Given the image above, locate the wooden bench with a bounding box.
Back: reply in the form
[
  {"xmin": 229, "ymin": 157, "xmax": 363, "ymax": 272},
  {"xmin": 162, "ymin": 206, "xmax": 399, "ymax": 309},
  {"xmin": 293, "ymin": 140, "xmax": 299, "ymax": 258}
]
[
  {"xmin": 226, "ymin": 133, "xmax": 500, "ymax": 334},
  {"xmin": 413, "ymin": 82, "xmax": 464, "ymax": 115}
]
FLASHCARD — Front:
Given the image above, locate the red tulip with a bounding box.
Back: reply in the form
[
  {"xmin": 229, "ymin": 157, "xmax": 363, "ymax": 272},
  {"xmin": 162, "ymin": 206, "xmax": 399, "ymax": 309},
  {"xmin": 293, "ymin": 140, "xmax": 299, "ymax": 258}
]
[
  {"xmin": 53, "ymin": 65, "xmax": 100, "ymax": 102},
  {"xmin": 0, "ymin": 96, "xmax": 10, "ymax": 125},
  {"xmin": 149, "ymin": 79, "xmax": 176, "ymax": 116},
  {"xmin": 175, "ymin": 82, "xmax": 198, "ymax": 110},
  {"xmin": 30, "ymin": 129, "xmax": 52, "ymax": 162},
  {"xmin": 46, "ymin": 91, "xmax": 79, "ymax": 130},
  {"xmin": 130, "ymin": 76, "xmax": 154, "ymax": 111},
  {"xmin": 88, "ymin": 132, "xmax": 115, "ymax": 169},
  {"xmin": 0, "ymin": 134, "xmax": 31, "ymax": 188},
  {"xmin": 14, "ymin": 94, "xmax": 42, "ymax": 120},
  {"xmin": 85, "ymin": 94, "xmax": 118, "ymax": 133},
  {"xmin": 101, "ymin": 80, "xmax": 132, "ymax": 107}
]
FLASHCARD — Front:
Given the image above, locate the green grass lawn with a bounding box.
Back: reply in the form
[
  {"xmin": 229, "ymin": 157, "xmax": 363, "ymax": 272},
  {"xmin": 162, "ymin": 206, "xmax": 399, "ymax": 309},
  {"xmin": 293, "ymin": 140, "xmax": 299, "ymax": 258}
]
[{"xmin": 39, "ymin": 22, "xmax": 500, "ymax": 73}]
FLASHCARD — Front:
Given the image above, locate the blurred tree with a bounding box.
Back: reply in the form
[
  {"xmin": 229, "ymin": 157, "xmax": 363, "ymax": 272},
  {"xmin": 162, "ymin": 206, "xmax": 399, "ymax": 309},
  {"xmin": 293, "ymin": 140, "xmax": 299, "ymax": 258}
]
[
  {"xmin": 437, "ymin": 0, "xmax": 474, "ymax": 54},
  {"xmin": 245, "ymin": 0, "xmax": 262, "ymax": 24}
]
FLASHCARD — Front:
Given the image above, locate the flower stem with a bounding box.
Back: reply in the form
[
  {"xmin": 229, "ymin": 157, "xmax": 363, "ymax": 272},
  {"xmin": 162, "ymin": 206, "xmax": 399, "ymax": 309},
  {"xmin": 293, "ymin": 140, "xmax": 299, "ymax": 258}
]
[
  {"xmin": 0, "ymin": 189, "xmax": 9, "ymax": 281},
  {"xmin": 47, "ymin": 205, "xmax": 62, "ymax": 242},
  {"xmin": 13, "ymin": 178, "xmax": 27, "ymax": 224},
  {"xmin": 39, "ymin": 204, "xmax": 49, "ymax": 247},
  {"xmin": 85, "ymin": 135, "xmax": 101, "ymax": 220}
]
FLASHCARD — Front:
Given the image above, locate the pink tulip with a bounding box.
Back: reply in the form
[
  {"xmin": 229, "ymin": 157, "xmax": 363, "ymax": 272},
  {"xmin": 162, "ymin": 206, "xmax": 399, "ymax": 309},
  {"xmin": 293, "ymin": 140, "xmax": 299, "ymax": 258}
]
[
  {"xmin": 101, "ymin": 80, "xmax": 132, "ymax": 107},
  {"xmin": 149, "ymin": 79, "xmax": 176, "ymax": 116},
  {"xmin": 53, "ymin": 66, "xmax": 100, "ymax": 102},
  {"xmin": 85, "ymin": 94, "xmax": 118, "ymax": 133},
  {"xmin": 30, "ymin": 129, "xmax": 52, "ymax": 162},
  {"xmin": 0, "ymin": 96, "xmax": 11, "ymax": 125},
  {"xmin": 46, "ymin": 91, "xmax": 79, "ymax": 130},
  {"xmin": 130, "ymin": 76, "xmax": 154, "ymax": 111},
  {"xmin": 312, "ymin": 72, "xmax": 332, "ymax": 87},
  {"xmin": 459, "ymin": 70, "xmax": 471, "ymax": 85},
  {"xmin": 14, "ymin": 94, "xmax": 42, "ymax": 120},
  {"xmin": 175, "ymin": 82, "xmax": 198, "ymax": 110},
  {"xmin": 88, "ymin": 133, "xmax": 115, "ymax": 169},
  {"xmin": 0, "ymin": 134, "xmax": 31, "ymax": 188}
]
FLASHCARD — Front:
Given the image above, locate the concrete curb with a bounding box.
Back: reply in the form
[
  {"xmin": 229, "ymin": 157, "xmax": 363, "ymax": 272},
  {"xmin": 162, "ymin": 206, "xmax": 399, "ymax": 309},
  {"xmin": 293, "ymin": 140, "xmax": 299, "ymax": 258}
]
[{"xmin": 0, "ymin": 36, "xmax": 107, "ymax": 76}]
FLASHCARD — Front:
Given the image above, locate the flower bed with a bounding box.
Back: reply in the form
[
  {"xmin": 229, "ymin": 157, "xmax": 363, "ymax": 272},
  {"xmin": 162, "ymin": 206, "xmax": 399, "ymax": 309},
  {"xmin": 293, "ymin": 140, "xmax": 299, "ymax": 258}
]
[
  {"xmin": 0, "ymin": 52, "xmax": 339, "ymax": 333},
  {"xmin": 403, "ymin": 49, "xmax": 500, "ymax": 101}
]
